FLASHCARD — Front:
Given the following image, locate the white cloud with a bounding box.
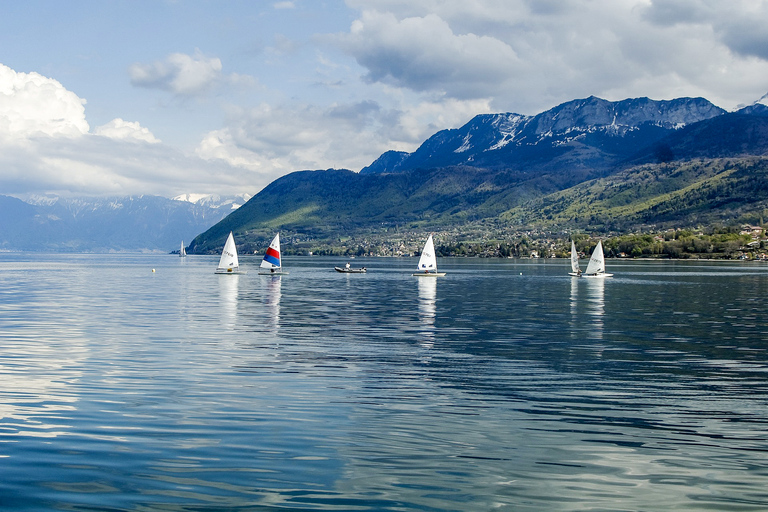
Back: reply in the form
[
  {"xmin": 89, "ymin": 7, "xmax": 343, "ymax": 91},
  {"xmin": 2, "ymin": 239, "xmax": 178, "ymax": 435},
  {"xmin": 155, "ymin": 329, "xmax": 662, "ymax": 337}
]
[
  {"xmin": 641, "ymin": 0, "xmax": 768, "ymax": 60},
  {"xmin": 0, "ymin": 62, "xmax": 257, "ymax": 198},
  {"xmin": 129, "ymin": 49, "xmax": 223, "ymax": 96},
  {"xmin": 273, "ymin": 1, "xmax": 295, "ymax": 9},
  {"xmin": 0, "ymin": 131, "xmax": 256, "ymax": 198},
  {"xmin": 195, "ymin": 96, "xmax": 492, "ymax": 181},
  {"xmin": 0, "ymin": 63, "xmax": 89, "ymax": 138},
  {"xmin": 334, "ymin": 0, "xmax": 768, "ymax": 113},
  {"xmin": 332, "ymin": 10, "xmax": 520, "ymax": 99},
  {"xmin": 94, "ymin": 118, "xmax": 161, "ymax": 144}
]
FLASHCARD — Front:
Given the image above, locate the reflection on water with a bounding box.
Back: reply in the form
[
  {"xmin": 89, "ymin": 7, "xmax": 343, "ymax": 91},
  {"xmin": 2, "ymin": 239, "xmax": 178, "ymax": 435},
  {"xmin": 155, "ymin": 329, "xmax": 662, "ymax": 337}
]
[
  {"xmin": 417, "ymin": 277, "xmax": 436, "ymax": 348},
  {"xmin": 263, "ymin": 275, "xmax": 282, "ymax": 333},
  {"xmin": 218, "ymin": 273, "xmax": 240, "ymax": 330},
  {"xmin": 1, "ymin": 255, "xmax": 768, "ymax": 511},
  {"xmin": 584, "ymin": 277, "xmax": 605, "ymax": 339},
  {"xmin": 570, "ymin": 275, "xmax": 579, "ymax": 336}
]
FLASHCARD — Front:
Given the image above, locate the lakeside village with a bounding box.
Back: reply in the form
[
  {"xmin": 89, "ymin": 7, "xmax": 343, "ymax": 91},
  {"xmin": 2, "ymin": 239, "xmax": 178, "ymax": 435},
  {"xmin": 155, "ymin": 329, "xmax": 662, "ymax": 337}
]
[{"xmin": 276, "ymin": 225, "xmax": 768, "ymax": 261}]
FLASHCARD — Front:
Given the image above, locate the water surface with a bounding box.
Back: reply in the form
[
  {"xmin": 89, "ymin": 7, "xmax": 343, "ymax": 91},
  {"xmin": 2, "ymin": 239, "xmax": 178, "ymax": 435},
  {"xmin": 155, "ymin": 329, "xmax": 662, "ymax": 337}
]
[{"xmin": 1, "ymin": 254, "xmax": 767, "ymax": 510}]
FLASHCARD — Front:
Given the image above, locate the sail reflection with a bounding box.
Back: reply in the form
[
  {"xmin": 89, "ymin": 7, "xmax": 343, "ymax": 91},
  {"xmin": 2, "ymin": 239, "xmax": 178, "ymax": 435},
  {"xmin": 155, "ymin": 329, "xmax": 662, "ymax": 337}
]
[
  {"xmin": 584, "ymin": 278, "xmax": 605, "ymax": 339},
  {"xmin": 263, "ymin": 275, "xmax": 282, "ymax": 334},
  {"xmin": 219, "ymin": 274, "xmax": 240, "ymax": 330},
  {"xmin": 417, "ymin": 277, "xmax": 437, "ymax": 349},
  {"xmin": 570, "ymin": 276, "xmax": 579, "ymax": 339}
]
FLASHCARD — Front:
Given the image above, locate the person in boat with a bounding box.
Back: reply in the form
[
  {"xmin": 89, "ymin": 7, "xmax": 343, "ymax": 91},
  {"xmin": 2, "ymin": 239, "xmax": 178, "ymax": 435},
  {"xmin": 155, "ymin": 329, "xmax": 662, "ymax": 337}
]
[{"xmin": 345, "ymin": 262, "xmax": 351, "ymax": 269}]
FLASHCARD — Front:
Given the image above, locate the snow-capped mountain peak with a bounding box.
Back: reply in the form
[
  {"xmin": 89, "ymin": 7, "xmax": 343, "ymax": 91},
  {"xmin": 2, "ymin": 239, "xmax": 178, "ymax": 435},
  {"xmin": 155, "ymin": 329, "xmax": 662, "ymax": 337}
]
[
  {"xmin": 173, "ymin": 193, "xmax": 252, "ymax": 210},
  {"xmin": 361, "ymin": 96, "xmax": 727, "ymax": 175}
]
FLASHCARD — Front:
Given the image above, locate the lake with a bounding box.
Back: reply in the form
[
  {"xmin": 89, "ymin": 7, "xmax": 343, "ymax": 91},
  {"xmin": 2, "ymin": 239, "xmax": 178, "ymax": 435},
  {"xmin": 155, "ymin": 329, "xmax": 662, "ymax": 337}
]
[{"xmin": 1, "ymin": 254, "xmax": 767, "ymax": 511}]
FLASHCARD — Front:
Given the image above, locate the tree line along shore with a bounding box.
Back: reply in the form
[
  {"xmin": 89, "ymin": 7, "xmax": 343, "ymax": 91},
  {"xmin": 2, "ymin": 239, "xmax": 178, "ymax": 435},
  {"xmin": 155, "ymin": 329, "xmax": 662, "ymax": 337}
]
[{"xmin": 268, "ymin": 225, "xmax": 768, "ymax": 261}]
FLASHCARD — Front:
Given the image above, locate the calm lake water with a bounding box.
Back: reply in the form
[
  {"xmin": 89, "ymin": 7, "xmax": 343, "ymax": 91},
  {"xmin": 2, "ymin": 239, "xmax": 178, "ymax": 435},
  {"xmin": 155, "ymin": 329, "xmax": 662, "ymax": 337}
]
[{"xmin": 1, "ymin": 253, "xmax": 767, "ymax": 511}]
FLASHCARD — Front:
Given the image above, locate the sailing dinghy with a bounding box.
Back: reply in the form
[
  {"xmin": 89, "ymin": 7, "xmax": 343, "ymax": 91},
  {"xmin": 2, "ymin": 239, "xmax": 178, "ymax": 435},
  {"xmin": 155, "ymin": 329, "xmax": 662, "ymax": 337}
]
[
  {"xmin": 215, "ymin": 232, "xmax": 245, "ymax": 274},
  {"xmin": 583, "ymin": 240, "xmax": 613, "ymax": 278},
  {"xmin": 413, "ymin": 234, "xmax": 445, "ymax": 277},
  {"xmin": 259, "ymin": 233, "xmax": 288, "ymax": 275},
  {"xmin": 568, "ymin": 240, "xmax": 581, "ymax": 276},
  {"xmin": 180, "ymin": 241, "xmax": 187, "ymax": 257}
]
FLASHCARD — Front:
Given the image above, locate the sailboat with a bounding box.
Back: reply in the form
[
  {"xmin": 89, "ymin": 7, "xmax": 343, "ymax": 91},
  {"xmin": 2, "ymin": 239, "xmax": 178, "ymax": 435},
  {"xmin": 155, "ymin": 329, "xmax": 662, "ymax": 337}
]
[
  {"xmin": 259, "ymin": 233, "xmax": 288, "ymax": 275},
  {"xmin": 215, "ymin": 231, "xmax": 245, "ymax": 274},
  {"xmin": 583, "ymin": 240, "xmax": 613, "ymax": 278},
  {"xmin": 412, "ymin": 234, "xmax": 446, "ymax": 277},
  {"xmin": 180, "ymin": 241, "xmax": 187, "ymax": 257},
  {"xmin": 568, "ymin": 240, "xmax": 581, "ymax": 276}
]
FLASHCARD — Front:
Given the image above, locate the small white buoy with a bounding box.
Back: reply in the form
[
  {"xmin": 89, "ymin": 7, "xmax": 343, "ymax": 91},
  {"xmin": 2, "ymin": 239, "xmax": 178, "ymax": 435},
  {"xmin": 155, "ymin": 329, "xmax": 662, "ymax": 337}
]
[
  {"xmin": 152, "ymin": 269, "xmax": 156, "ymax": 273},
  {"xmin": 519, "ymin": 272, "xmax": 522, "ymax": 275}
]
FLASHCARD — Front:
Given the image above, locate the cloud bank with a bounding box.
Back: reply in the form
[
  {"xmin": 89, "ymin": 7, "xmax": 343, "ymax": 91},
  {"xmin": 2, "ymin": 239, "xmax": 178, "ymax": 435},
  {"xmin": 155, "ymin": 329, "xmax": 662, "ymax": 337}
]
[
  {"xmin": 0, "ymin": 62, "xmax": 250, "ymax": 198},
  {"xmin": 195, "ymin": 97, "xmax": 490, "ymax": 176},
  {"xmin": 334, "ymin": 0, "xmax": 768, "ymax": 113},
  {"xmin": 2, "ymin": 1, "xmax": 767, "ymax": 200}
]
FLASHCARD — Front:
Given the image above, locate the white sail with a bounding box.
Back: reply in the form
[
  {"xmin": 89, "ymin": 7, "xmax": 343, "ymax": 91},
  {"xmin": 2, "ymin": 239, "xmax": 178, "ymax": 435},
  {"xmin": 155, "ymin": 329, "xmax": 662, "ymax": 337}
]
[
  {"xmin": 180, "ymin": 241, "xmax": 186, "ymax": 257},
  {"xmin": 584, "ymin": 240, "xmax": 606, "ymax": 275},
  {"xmin": 570, "ymin": 240, "xmax": 580, "ymax": 274},
  {"xmin": 260, "ymin": 233, "xmax": 282, "ymax": 270},
  {"xmin": 416, "ymin": 234, "xmax": 438, "ymax": 272},
  {"xmin": 216, "ymin": 232, "xmax": 239, "ymax": 272}
]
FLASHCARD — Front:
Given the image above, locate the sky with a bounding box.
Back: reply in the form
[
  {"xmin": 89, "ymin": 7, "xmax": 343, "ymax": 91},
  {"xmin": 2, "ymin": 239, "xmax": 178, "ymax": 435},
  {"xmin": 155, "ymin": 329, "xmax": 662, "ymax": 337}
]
[{"xmin": 1, "ymin": 0, "xmax": 767, "ymax": 200}]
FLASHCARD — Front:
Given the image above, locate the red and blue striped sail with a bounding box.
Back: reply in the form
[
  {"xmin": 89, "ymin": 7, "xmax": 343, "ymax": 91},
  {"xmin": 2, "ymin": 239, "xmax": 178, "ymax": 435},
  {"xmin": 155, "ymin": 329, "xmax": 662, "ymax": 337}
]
[{"xmin": 260, "ymin": 233, "xmax": 281, "ymax": 269}]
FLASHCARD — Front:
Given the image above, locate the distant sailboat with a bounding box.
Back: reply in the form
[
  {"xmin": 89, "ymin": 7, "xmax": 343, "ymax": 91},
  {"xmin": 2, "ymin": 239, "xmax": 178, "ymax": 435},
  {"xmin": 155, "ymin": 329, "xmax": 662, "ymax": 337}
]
[
  {"xmin": 215, "ymin": 232, "xmax": 245, "ymax": 274},
  {"xmin": 180, "ymin": 241, "xmax": 187, "ymax": 257},
  {"xmin": 259, "ymin": 233, "xmax": 288, "ymax": 275},
  {"xmin": 413, "ymin": 234, "xmax": 446, "ymax": 277},
  {"xmin": 583, "ymin": 240, "xmax": 613, "ymax": 278},
  {"xmin": 568, "ymin": 240, "xmax": 581, "ymax": 276}
]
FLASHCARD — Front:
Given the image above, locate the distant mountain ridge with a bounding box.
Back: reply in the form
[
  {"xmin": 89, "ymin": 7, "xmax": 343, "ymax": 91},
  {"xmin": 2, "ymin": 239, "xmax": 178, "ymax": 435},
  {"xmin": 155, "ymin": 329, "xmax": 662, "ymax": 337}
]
[
  {"xmin": 171, "ymin": 193, "xmax": 252, "ymax": 210},
  {"xmin": 0, "ymin": 194, "xmax": 247, "ymax": 252},
  {"xmin": 190, "ymin": 94, "xmax": 768, "ymax": 254},
  {"xmin": 361, "ymin": 96, "xmax": 726, "ymax": 175},
  {"xmin": 3, "ymin": 94, "xmax": 766, "ymax": 253}
]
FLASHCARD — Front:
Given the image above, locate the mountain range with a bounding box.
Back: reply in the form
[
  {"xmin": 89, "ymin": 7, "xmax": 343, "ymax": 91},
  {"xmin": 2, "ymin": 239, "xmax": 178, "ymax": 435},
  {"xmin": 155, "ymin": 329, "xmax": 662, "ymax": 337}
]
[
  {"xmin": 189, "ymin": 95, "xmax": 768, "ymax": 254},
  {"xmin": 0, "ymin": 194, "xmax": 249, "ymax": 252},
  {"xmin": 2, "ymin": 94, "xmax": 766, "ymax": 254}
]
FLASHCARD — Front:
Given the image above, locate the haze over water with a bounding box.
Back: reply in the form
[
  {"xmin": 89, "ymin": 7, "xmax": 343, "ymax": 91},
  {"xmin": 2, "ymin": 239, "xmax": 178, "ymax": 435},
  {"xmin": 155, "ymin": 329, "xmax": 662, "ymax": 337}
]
[{"xmin": 1, "ymin": 254, "xmax": 767, "ymax": 510}]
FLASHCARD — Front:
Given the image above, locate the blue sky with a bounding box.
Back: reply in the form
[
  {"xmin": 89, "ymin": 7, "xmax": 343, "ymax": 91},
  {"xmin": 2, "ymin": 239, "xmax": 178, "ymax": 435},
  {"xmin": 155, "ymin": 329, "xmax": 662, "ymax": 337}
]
[{"xmin": 1, "ymin": 0, "xmax": 766, "ymax": 199}]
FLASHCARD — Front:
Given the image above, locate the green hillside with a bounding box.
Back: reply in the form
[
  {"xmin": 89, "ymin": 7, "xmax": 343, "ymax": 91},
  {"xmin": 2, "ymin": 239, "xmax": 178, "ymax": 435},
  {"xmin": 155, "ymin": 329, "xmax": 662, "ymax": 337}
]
[
  {"xmin": 189, "ymin": 157, "xmax": 768, "ymax": 255},
  {"xmin": 504, "ymin": 157, "xmax": 768, "ymax": 231},
  {"xmin": 188, "ymin": 105, "xmax": 768, "ymax": 256},
  {"xmin": 187, "ymin": 166, "xmax": 553, "ymax": 253}
]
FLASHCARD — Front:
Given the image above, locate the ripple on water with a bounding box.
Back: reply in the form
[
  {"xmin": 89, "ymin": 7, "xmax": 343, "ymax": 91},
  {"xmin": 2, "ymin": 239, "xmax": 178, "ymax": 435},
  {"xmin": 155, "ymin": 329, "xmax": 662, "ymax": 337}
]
[{"xmin": 1, "ymin": 255, "xmax": 768, "ymax": 510}]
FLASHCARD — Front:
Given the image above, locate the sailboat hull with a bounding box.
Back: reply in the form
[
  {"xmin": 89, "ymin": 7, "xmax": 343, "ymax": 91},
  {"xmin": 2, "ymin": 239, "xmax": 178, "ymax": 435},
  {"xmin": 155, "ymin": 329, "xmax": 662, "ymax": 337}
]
[
  {"xmin": 215, "ymin": 268, "xmax": 246, "ymax": 274},
  {"xmin": 412, "ymin": 272, "xmax": 446, "ymax": 277},
  {"xmin": 583, "ymin": 273, "xmax": 612, "ymax": 278},
  {"xmin": 259, "ymin": 270, "xmax": 289, "ymax": 275}
]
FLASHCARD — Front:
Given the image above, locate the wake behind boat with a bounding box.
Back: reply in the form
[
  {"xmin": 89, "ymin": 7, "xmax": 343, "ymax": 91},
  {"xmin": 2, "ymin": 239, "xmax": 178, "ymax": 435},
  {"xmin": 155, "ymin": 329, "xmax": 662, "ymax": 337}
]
[
  {"xmin": 259, "ymin": 233, "xmax": 288, "ymax": 275},
  {"xmin": 215, "ymin": 232, "xmax": 245, "ymax": 274},
  {"xmin": 413, "ymin": 234, "xmax": 446, "ymax": 277}
]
